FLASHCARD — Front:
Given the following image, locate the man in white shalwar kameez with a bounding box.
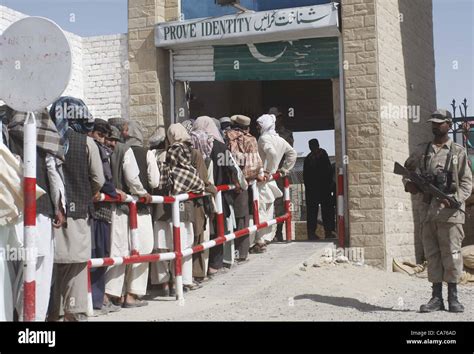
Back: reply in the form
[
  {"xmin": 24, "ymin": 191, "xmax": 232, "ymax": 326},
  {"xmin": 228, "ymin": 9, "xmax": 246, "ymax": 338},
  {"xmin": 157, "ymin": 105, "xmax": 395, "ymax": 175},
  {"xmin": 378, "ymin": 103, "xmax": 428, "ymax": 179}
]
[
  {"xmin": 0, "ymin": 142, "xmax": 47, "ymax": 321},
  {"xmin": 0, "ymin": 142, "xmax": 26, "ymax": 321},
  {"xmin": 105, "ymin": 121, "xmax": 159, "ymax": 307},
  {"xmin": 255, "ymin": 114, "xmax": 297, "ymax": 251},
  {"xmin": 2, "ymin": 108, "xmax": 65, "ymax": 322}
]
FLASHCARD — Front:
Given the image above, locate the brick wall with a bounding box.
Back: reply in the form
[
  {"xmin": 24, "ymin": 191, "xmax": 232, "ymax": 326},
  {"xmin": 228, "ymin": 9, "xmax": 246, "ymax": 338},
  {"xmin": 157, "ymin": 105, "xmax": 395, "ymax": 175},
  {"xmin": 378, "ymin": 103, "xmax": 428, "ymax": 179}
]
[
  {"xmin": 376, "ymin": 0, "xmax": 436, "ymax": 269},
  {"xmin": 83, "ymin": 35, "xmax": 129, "ymax": 120},
  {"xmin": 0, "ymin": 5, "xmax": 129, "ymax": 120},
  {"xmin": 342, "ymin": 0, "xmax": 386, "ymax": 268},
  {"xmin": 343, "ymin": 0, "xmax": 436, "ymax": 269},
  {"xmin": 128, "ymin": 0, "xmax": 180, "ymax": 141}
]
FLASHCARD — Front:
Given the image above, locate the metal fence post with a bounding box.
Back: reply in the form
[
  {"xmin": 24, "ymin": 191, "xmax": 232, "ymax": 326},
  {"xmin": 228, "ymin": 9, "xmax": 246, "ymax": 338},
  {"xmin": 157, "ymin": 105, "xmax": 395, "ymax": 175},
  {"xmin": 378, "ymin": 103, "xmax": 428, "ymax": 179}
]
[
  {"xmin": 251, "ymin": 181, "xmax": 260, "ymax": 226},
  {"xmin": 172, "ymin": 200, "xmax": 184, "ymax": 300},
  {"xmin": 129, "ymin": 201, "xmax": 139, "ymax": 256},
  {"xmin": 215, "ymin": 190, "xmax": 225, "ymax": 239},
  {"xmin": 283, "ymin": 176, "xmax": 292, "ymax": 243},
  {"xmin": 337, "ymin": 168, "xmax": 345, "ymax": 248},
  {"xmin": 23, "ymin": 112, "xmax": 36, "ymax": 322},
  {"xmin": 87, "ymin": 265, "xmax": 93, "ymax": 316}
]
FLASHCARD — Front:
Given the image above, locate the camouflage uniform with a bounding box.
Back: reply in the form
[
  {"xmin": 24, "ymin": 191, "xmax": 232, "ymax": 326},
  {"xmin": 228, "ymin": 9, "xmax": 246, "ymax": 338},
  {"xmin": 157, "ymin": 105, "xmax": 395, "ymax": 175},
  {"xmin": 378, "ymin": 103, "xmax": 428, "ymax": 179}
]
[{"xmin": 404, "ymin": 138, "xmax": 472, "ymax": 283}]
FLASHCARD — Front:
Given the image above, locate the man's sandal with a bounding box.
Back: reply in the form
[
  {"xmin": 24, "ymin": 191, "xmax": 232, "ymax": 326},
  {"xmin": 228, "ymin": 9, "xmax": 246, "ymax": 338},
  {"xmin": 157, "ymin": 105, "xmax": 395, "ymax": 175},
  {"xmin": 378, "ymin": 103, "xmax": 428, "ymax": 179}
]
[
  {"xmin": 183, "ymin": 282, "xmax": 202, "ymax": 292},
  {"xmin": 122, "ymin": 299, "xmax": 148, "ymax": 308}
]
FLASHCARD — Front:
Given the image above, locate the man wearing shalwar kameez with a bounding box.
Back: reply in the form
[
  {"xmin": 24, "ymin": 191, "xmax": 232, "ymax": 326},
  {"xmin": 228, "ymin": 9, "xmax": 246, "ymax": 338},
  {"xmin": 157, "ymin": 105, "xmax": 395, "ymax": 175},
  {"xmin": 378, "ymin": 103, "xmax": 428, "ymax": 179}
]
[
  {"xmin": 105, "ymin": 121, "xmax": 159, "ymax": 308},
  {"xmin": 254, "ymin": 114, "xmax": 297, "ymax": 252},
  {"xmin": 0, "ymin": 142, "xmax": 46, "ymax": 321},
  {"xmin": 2, "ymin": 107, "xmax": 65, "ymax": 321},
  {"xmin": 48, "ymin": 97, "xmax": 105, "ymax": 321}
]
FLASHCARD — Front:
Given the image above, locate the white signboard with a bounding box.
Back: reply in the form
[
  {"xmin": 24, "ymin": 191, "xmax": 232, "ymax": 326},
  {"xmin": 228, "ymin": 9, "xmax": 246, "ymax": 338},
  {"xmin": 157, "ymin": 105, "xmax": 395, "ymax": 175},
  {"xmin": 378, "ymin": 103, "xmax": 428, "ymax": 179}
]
[
  {"xmin": 155, "ymin": 3, "xmax": 340, "ymax": 48},
  {"xmin": 0, "ymin": 17, "xmax": 72, "ymax": 112}
]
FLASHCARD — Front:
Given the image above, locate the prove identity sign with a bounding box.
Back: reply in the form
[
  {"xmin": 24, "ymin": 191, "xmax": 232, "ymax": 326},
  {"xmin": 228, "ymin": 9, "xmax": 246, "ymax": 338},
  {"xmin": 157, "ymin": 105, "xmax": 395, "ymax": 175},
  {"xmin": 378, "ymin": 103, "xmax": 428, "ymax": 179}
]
[
  {"xmin": 0, "ymin": 16, "xmax": 72, "ymax": 322},
  {"xmin": 155, "ymin": 3, "xmax": 340, "ymax": 48}
]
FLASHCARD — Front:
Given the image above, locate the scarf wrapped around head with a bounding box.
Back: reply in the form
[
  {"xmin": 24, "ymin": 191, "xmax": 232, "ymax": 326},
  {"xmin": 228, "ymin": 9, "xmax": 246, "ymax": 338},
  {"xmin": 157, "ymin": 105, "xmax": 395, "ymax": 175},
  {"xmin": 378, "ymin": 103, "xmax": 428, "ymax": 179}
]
[
  {"xmin": 3, "ymin": 105, "xmax": 65, "ymax": 160},
  {"xmin": 149, "ymin": 127, "xmax": 166, "ymax": 149},
  {"xmin": 190, "ymin": 130, "xmax": 213, "ymax": 159},
  {"xmin": 126, "ymin": 121, "xmax": 144, "ymax": 147},
  {"xmin": 180, "ymin": 119, "xmax": 195, "ymax": 135},
  {"xmin": 49, "ymin": 97, "xmax": 94, "ymax": 155},
  {"xmin": 193, "ymin": 116, "xmax": 225, "ymax": 144},
  {"xmin": 257, "ymin": 114, "xmax": 279, "ymax": 137},
  {"xmin": 159, "ymin": 124, "xmax": 205, "ymax": 195},
  {"xmin": 167, "ymin": 123, "xmax": 191, "ymax": 145}
]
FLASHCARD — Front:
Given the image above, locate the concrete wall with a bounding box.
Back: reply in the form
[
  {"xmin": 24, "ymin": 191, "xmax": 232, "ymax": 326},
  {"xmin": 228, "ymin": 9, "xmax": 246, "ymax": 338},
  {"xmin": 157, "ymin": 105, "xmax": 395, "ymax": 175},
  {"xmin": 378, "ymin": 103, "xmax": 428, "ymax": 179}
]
[
  {"xmin": 342, "ymin": 0, "xmax": 436, "ymax": 269},
  {"xmin": 0, "ymin": 5, "xmax": 129, "ymax": 120}
]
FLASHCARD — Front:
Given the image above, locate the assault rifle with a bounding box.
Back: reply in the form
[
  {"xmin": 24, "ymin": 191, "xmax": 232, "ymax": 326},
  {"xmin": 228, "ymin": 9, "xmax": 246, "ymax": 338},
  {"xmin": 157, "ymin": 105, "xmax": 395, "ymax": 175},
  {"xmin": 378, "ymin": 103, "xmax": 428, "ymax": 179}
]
[{"xmin": 393, "ymin": 162, "xmax": 466, "ymax": 214}]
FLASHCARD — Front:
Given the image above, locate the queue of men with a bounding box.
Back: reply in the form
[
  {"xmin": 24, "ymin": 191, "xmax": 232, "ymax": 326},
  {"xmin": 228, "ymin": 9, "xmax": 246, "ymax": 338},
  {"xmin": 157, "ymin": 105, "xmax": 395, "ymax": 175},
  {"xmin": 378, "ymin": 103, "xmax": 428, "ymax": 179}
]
[{"xmin": 0, "ymin": 98, "xmax": 297, "ymax": 321}]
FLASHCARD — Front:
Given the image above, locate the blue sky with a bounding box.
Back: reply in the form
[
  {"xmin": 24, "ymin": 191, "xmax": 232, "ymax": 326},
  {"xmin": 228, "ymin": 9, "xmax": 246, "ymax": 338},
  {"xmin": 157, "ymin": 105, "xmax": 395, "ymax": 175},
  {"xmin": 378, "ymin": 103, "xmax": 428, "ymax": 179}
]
[
  {"xmin": 1, "ymin": 0, "xmax": 128, "ymax": 36},
  {"xmin": 433, "ymin": 0, "xmax": 474, "ymax": 112},
  {"xmin": 1, "ymin": 0, "xmax": 473, "ymax": 155}
]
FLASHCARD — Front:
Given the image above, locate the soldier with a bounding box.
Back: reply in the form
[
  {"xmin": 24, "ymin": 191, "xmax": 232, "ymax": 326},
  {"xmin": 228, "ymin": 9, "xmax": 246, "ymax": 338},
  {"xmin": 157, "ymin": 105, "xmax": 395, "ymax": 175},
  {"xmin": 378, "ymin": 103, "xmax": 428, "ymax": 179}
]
[{"xmin": 403, "ymin": 109, "xmax": 472, "ymax": 313}]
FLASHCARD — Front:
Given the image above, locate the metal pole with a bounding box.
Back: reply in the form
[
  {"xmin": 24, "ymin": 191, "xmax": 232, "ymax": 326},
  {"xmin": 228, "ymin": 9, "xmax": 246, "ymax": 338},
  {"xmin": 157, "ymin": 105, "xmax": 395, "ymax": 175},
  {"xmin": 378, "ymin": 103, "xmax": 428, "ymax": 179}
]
[
  {"xmin": 283, "ymin": 177, "xmax": 292, "ymax": 242},
  {"xmin": 215, "ymin": 190, "xmax": 225, "ymax": 239},
  {"xmin": 338, "ymin": 35, "xmax": 349, "ymax": 244},
  {"xmin": 337, "ymin": 168, "xmax": 345, "ymax": 248},
  {"xmin": 129, "ymin": 202, "xmax": 139, "ymax": 256},
  {"xmin": 86, "ymin": 265, "xmax": 93, "ymax": 316},
  {"xmin": 172, "ymin": 201, "xmax": 184, "ymax": 300},
  {"xmin": 23, "ymin": 112, "xmax": 36, "ymax": 322},
  {"xmin": 251, "ymin": 181, "xmax": 260, "ymax": 226},
  {"xmin": 169, "ymin": 50, "xmax": 175, "ymax": 124}
]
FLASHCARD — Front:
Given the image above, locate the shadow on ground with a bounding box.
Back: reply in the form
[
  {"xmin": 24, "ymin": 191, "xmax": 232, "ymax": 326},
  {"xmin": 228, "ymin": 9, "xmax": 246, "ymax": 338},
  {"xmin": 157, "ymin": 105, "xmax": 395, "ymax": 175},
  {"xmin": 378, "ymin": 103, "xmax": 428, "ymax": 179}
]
[{"xmin": 294, "ymin": 294, "xmax": 411, "ymax": 312}]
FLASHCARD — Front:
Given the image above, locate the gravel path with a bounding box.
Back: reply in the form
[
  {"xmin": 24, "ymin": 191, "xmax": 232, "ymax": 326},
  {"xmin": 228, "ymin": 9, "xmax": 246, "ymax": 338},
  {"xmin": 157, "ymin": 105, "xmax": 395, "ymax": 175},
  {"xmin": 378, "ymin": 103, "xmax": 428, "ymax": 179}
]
[{"xmin": 91, "ymin": 241, "xmax": 474, "ymax": 321}]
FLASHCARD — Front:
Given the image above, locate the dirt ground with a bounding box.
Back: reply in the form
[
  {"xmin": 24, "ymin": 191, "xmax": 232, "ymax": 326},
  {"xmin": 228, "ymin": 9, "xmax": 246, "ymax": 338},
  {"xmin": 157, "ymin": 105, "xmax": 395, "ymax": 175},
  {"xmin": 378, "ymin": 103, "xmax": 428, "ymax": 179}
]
[{"xmin": 91, "ymin": 241, "xmax": 474, "ymax": 322}]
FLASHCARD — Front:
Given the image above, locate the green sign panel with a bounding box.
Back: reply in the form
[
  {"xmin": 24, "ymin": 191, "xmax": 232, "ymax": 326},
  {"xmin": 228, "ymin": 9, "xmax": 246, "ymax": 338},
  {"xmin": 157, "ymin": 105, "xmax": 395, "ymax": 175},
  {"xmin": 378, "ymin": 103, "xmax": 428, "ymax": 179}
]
[{"xmin": 214, "ymin": 37, "xmax": 339, "ymax": 81}]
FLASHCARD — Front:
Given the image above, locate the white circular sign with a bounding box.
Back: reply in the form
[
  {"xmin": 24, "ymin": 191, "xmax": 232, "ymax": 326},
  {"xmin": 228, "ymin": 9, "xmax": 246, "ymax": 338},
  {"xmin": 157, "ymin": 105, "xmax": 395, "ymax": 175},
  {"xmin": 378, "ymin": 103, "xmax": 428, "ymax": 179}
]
[{"xmin": 0, "ymin": 17, "xmax": 72, "ymax": 112}]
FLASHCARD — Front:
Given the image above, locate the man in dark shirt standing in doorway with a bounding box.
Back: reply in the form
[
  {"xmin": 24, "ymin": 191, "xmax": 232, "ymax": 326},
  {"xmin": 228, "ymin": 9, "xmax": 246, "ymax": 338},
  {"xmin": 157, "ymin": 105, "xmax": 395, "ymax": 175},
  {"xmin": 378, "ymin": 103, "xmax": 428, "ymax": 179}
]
[{"xmin": 304, "ymin": 139, "xmax": 336, "ymax": 240}]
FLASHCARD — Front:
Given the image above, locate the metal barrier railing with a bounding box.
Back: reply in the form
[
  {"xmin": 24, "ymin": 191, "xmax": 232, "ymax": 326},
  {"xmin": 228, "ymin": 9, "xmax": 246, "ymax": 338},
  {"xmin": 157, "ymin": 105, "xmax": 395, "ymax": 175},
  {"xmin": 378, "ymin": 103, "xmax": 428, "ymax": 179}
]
[{"xmin": 86, "ymin": 173, "xmax": 292, "ymax": 313}]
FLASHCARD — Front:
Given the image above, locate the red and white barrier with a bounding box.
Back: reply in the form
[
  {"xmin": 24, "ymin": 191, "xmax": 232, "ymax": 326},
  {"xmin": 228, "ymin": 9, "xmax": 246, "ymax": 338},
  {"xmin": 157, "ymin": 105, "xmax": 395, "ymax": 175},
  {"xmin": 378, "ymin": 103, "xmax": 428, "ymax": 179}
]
[
  {"xmin": 23, "ymin": 112, "xmax": 37, "ymax": 322},
  {"xmin": 86, "ymin": 174, "xmax": 292, "ymax": 306},
  {"xmin": 337, "ymin": 168, "xmax": 345, "ymax": 248},
  {"xmin": 87, "ymin": 266, "xmax": 93, "ymax": 316},
  {"xmin": 283, "ymin": 176, "xmax": 292, "ymax": 242},
  {"xmin": 171, "ymin": 200, "xmax": 184, "ymax": 301},
  {"xmin": 215, "ymin": 190, "xmax": 225, "ymax": 239},
  {"xmin": 129, "ymin": 202, "xmax": 139, "ymax": 256},
  {"xmin": 251, "ymin": 181, "xmax": 260, "ymax": 226}
]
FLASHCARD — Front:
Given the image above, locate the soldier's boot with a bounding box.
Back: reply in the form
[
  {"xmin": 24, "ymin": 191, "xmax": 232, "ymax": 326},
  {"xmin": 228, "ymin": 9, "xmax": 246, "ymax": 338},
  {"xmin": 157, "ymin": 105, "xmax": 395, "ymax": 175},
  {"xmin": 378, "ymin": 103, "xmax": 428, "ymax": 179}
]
[
  {"xmin": 447, "ymin": 283, "xmax": 464, "ymax": 313},
  {"xmin": 420, "ymin": 282, "xmax": 445, "ymax": 312}
]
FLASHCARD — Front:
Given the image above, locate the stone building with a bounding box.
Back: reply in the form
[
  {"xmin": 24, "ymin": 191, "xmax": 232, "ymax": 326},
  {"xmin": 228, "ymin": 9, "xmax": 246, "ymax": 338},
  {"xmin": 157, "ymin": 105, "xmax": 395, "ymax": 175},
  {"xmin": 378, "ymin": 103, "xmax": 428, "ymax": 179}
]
[
  {"xmin": 1, "ymin": 0, "xmax": 438, "ymax": 269},
  {"xmin": 127, "ymin": 0, "xmax": 437, "ymax": 269}
]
